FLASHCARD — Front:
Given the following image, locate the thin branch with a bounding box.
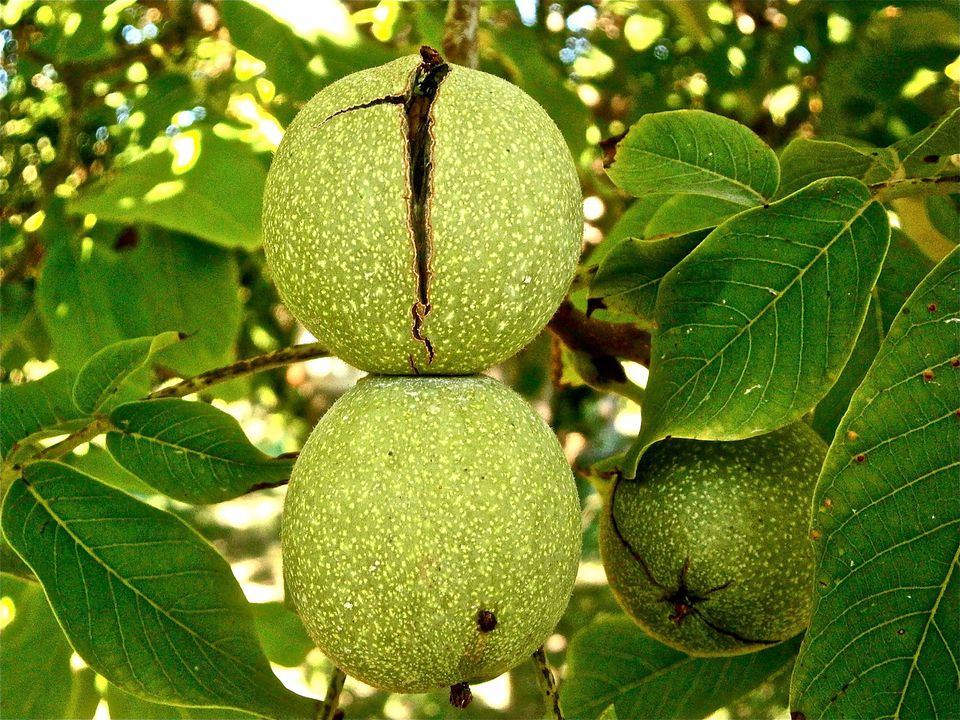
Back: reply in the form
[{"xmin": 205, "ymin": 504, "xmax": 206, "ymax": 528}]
[
  {"xmin": 869, "ymin": 173, "xmax": 960, "ymax": 202},
  {"xmin": 149, "ymin": 342, "xmax": 329, "ymax": 399},
  {"xmin": 532, "ymin": 646, "xmax": 563, "ymax": 720},
  {"xmin": 320, "ymin": 667, "xmax": 347, "ymax": 720},
  {"xmin": 442, "ymin": 0, "xmax": 481, "ymax": 69}
]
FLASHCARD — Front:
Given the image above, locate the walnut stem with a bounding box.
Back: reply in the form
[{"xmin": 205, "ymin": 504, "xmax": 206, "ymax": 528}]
[{"xmin": 442, "ymin": 0, "xmax": 480, "ymax": 69}]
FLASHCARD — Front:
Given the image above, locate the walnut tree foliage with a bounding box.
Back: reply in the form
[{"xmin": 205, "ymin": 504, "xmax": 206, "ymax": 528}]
[{"xmin": 1, "ymin": 2, "xmax": 958, "ymax": 719}]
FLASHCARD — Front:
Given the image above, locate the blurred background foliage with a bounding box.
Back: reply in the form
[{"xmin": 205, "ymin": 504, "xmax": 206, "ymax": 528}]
[{"xmin": 0, "ymin": 1, "xmax": 957, "ymax": 719}]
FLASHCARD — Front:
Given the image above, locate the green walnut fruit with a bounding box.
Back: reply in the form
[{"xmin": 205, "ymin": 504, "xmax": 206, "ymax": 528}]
[
  {"xmin": 282, "ymin": 375, "xmax": 581, "ymax": 693},
  {"xmin": 263, "ymin": 48, "xmax": 582, "ymax": 374},
  {"xmin": 600, "ymin": 423, "xmax": 826, "ymax": 656}
]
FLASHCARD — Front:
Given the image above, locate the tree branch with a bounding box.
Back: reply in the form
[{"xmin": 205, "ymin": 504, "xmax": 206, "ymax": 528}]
[
  {"xmin": 869, "ymin": 173, "xmax": 960, "ymax": 202},
  {"xmin": 532, "ymin": 646, "xmax": 563, "ymax": 720},
  {"xmin": 547, "ymin": 301, "xmax": 651, "ymax": 367},
  {"xmin": 442, "ymin": 0, "xmax": 480, "ymax": 68}
]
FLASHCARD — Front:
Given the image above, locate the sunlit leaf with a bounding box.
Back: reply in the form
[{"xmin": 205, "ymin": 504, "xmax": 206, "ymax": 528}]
[
  {"xmin": 69, "ymin": 134, "xmax": 268, "ymax": 250},
  {"xmin": 106, "ymin": 399, "xmax": 294, "ymax": 504},
  {"xmin": 791, "ymin": 247, "xmax": 960, "ymax": 719},
  {"xmin": 605, "ymin": 110, "xmax": 780, "ymax": 206},
  {"xmin": 1, "ymin": 461, "xmax": 314, "ymax": 719},
  {"xmin": 559, "ymin": 614, "xmax": 801, "ymax": 720},
  {"xmin": 37, "ymin": 230, "xmax": 241, "ymax": 375},
  {"xmin": 252, "ymin": 602, "xmax": 315, "ymax": 668},
  {"xmin": 72, "ymin": 332, "xmax": 182, "ymax": 415},
  {"xmin": 626, "ymin": 177, "xmax": 889, "ymax": 475},
  {"xmin": 0, "ymin": 370, "xmax": 88, "ymax": 461},
  {"xmin": 0, "ymin": 575, "xmax": 100, "ymax": 719}
]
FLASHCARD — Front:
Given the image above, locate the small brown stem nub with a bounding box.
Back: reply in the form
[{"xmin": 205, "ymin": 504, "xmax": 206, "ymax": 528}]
[{"xmin": 449, "ymin": 681, "xmax": 473, "ymax": 709}]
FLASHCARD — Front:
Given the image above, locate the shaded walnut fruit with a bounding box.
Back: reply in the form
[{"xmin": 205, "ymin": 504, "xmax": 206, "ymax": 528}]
[
  {"xmin": 600, "ymin": 423, "xmax": 826, "ymax": 656},
  {"xmin": 282, "ymin": 375, "xmax": 581, "ymax": 693},
  {"xmin": 263, "ymin": 48, "xmax": 582, "ymax": 374}
]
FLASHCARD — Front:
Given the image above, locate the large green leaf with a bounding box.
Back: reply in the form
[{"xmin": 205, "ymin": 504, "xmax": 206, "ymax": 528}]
[
  {"xmin": 37, "ymin": 230, "xmax": 241, "ymax": 374},
  {"xmin": 626, "ymin": 177, "xmax": 889, "ymax": 475},
  {"xmin": 1, "ymin": 461, "xmax": 314, "ymax": 719},
  {"xmin": 106, "ymin": 684, "xmax": 254, "ymax": 720},
  {"xmin": 791, "ymin": 247, "xmax": 960, "ymax": 719},
  {"xmin": 588, "ymin": 231, "xmax": 708, "ymax": 323},
  {"xmin": 106, "ymin": 399, "xmax": 294, "ymax": 504},
  {"xmin": 72, "ymin": 333, "xmax": 182, "ymax": 415},
  {"xmin": 643, "ymin": 195, "xmax": 744, "ymax": 237},
  {"xmin": 69, "ymin": 133, "xmax": 268, "ymax": 250},
  {"xmin": 881, "ymin": 107, "xmax": 960, "ymax": 182},
  {"xmin": 605, "ymin": 110, "xmax": 780, "ymax": 206},
  {"xmin": 812, "ymin": 231, "xmax": 937, "ymax": 442},
  {"xmin": 559, "ymin": 615, "xmax": 801, "ymax": 720},
  {"xmin": 252, "ymin": 602, "xmax": 315, "ymax": 668},
  {"xmin": 777, "ymin": 139, "xmax": 894, "ymax": 199},
  {"xmin": 0, "ymin": 370, "xmax": 88, "ymax": 461},
  {"xmin": 0, "ymin": 575, "xmax": 100, "ymax": 719}
]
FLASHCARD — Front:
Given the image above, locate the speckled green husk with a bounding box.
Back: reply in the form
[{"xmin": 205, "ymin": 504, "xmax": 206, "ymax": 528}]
[
  {"xmin": 282, "ymin": 375, "xmax": 581, "ymax": 692},
  {"xmin": 262, "ymin": 55, "xmax": 583, "ymax": 374},
  {"xmin": 600, "ymin": 423, "xmax": 826, "ymax": 656}
]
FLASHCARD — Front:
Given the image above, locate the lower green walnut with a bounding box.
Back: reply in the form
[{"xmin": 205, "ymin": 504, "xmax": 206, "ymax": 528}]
[
  {"xmin": 600, "ymin": 423, "xmax": 826, "ymax": 656},
  {"xmin": 282, "ymin": 375, "xmax": 581, "ymax": 693}
]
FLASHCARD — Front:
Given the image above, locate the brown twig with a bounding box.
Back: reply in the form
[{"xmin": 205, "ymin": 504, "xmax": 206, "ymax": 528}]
[
  {"xmin": 547, "ymin": 300, "xmax": 651, "ymax": 367},
  {"xmin": 148, "ymin": 342, "xmax": 329, "ymax": 399},
  {"xmin": 442, "ymin": 0, "xmax": 481, "ymax": 69},
  {"xmin": 532, "ymin": 646, "xmax": 563, "ymax": 720}
]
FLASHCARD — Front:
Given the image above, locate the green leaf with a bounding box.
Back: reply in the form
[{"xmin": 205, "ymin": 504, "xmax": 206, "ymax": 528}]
[
  {"xmin": 810, "ymin": 296, "xmax": 883, "ymax": 443},
  {"xmin": 586, "ymin": 196, "xmax": 665, "ymax": 267},
  {"xmin": 68, "ymin": 133, "xmax": 268, "ymax": 250},
  {"xmin": 0, "ymin": 575, "xmax": 100, "ymax": 719},
  {"xmin": 1, "ymin": 461, "xmax": 314, "ymax": 719},
  {"xmin": 66, "ymin": 444, "xmax": 154, "ymax": 496},
  {"xmin": 559, "ymin": 614, "xmax": 801, "ymax": 720},
  {"xmin": 252, "ymin": 602, "xmax": 315, "ymax": 668},
  {"xmin": 777, "ymin": 139, "xmax": 895, "ymax": 198},
  {"xmin": 883, "ymin": 107, "xmax": 960, "ymax": 181},
  {"xmin": 876, "ymin": 229, "xmax": 937, "ymax": 331},
  {"xmin": 106, "ymin": 684, "xmax": 254, "ymax": 719},
  {"xmin": 0, "ymin": 370, "xmax": 88, "ymax": 461},
  {"xmin": 589, "ymin": 231, "xmax": 707, "ymax": 323},
  {"xmin": 221, "ymin": 1, "xmax": 397, "ymax": 108},
  {"xmin": 643, "ymin": 195, "xmax": 744, "ymax": 237},
  {"xmin": 791, "ymin": 247, "xmax": 960, "ymax": 720},
  {"xmin": 31, "ymin": 2, "xmax": 113, "ymax": 64},
  {"xmin": 605, "ymin": 110, "xmax": 780, "ymax": 206},
  {"xmin": 72, "ymin": 332, "xmax": 182, "ymax": 415},
  {"xmin": 135, "ymin": 73, "xmax": 200, "ymax": 144},
  {"xmin": 626, "ymin": 177, "xmax": 889, "ymax": 475},
  {"xmin": 37, "ymin": 230, "xmax": 241, "ymax": 374},
  {"xmin": 105, "ymin": 399, "xmax": 294, "ymax": 504}
]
